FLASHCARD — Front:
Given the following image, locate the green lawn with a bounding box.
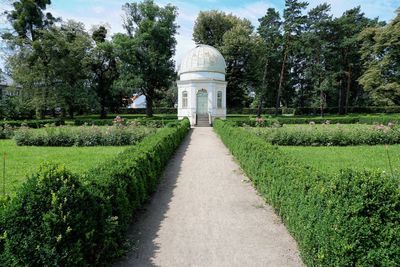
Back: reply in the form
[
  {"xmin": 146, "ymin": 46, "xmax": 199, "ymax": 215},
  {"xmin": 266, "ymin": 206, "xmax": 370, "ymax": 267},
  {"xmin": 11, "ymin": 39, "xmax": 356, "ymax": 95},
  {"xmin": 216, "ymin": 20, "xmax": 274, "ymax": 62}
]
[
  {"xmin": 281, "ymin": 144, "xmax": 400, "ymax": 174},
  {"xmin": 0, "ymin": 140, "xmax": 127, "ymax": 194}
]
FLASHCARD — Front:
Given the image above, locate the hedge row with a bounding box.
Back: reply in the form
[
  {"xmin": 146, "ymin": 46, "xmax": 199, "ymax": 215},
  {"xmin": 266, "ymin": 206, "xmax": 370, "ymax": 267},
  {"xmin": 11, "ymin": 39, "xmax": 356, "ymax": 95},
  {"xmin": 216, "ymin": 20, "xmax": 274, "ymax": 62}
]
[
  {"xmin": 0, "ymin": 119, "xmax": 65, "ymax": 128},
  {"xmin": 228, "ymin": 106, "xmax": 400, "ymax": 115},
  {"xmin": 117, "ymin": 108, "xmax": 177, "ymax": 114},
  {"xmin": 0, "ymin": 119, "xmax": 190, "ymax": 266},
  {"xmin": 227, "ymin": 115, "xmax": 400, "ymax": 126},
  {"xmin": 73, "ymin": 118, "xmax": 178, "ymax": 127},
  {"xmin": 14, "ymin": 125, "xmax": 156, "ymax": 146},
  {"xmin": 214, "ymin": 120, "xmax": 399, "ymax": 266},
  {"xmin": 251, "ymin": 124, "xmax": 400, "ymax": 146}
]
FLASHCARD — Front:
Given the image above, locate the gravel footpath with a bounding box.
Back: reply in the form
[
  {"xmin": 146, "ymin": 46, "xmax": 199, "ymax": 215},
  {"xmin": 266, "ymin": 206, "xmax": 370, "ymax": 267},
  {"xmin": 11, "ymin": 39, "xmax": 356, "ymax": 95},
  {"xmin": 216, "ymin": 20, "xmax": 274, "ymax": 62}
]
[{"xmin": 115, "ymin": 127, "xmax": 304, "ymax": 267}]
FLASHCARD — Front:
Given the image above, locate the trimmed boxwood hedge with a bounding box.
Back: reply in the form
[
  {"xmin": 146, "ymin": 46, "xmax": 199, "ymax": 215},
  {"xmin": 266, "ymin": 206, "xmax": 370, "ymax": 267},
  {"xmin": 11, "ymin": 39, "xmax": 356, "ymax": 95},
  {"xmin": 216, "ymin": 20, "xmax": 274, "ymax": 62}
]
[
  {"xmin": 228, "ymin": 114, "xmax": 400, "ymax": 126},
  {"xmin": 0, "ymin": 119, "xmax": 65, "ymax": 128},
  {"xmin": 214, "ymin": 119, "xmax": 399, "ymax": 266},
  {"xmin": 251, "ymin": 124, "xmax": 400, "ymax": 146},
  {"xmin": 73, "ymin": 118, "xmax": 178, "ymax": 128},
  {"xmin": 14, "ymin": 125, "xmax": 156, "ymax": 147},
  {"xmin": 0, "ymin": 119, "xmax": 190, "ymax": 266},
  {"xmin": 227, "ymin": 106, "xmax": 400, "ymax": 115}
]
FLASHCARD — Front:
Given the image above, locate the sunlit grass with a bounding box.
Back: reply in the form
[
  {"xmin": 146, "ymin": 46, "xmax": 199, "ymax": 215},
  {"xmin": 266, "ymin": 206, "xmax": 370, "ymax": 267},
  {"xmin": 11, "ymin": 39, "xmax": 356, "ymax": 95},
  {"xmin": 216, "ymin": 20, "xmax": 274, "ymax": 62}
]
[
  {"xmin": 0, "ymin": 139, "xmax": 127, "ymax": 194},
  {"xmin": 281, "ymin": 144, "xmax": 400, "ymax": 174}
]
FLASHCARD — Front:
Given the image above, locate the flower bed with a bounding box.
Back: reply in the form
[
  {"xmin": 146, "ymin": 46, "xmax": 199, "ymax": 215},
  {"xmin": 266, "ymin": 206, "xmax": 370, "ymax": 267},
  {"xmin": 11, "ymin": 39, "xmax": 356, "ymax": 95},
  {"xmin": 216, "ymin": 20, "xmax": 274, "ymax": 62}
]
[
  {"xmin": 250, "ymin": 123, "xmax": 400, "ymax": 146},
  {"xmin": 14, "ymin": 125, "xmax": 157, "ymax": 146}
]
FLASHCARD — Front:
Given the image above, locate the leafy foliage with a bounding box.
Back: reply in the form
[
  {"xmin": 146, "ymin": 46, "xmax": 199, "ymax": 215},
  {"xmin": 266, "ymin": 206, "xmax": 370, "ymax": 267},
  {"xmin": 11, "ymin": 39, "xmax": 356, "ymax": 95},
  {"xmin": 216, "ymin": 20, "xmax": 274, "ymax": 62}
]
[
  {"xmin": 359, "ymin": 9, "xmax": 400, "ymax": 105},
  {"xmin": 214, "ymin": 119, "xmax": 400, "ymax": 266},
  {"xmin": 116, "ymin": 0, "xmax": 178, "ymax": 116},
  {"xmin": 193, "ymin": 11, "xmax": 256, "ymax": 107}
]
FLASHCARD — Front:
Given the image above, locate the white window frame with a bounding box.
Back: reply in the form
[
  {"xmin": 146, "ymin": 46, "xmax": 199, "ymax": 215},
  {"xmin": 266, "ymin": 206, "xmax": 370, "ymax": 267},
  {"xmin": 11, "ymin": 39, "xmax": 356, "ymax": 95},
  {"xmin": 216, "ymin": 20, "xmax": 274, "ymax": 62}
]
[
  {"xmin": 217, "ymin": 91, "xmax": 222, "ymax": 108},
  {"xmin": 182, "ymin": 91, "xmax": 188, "ymax": 108}
]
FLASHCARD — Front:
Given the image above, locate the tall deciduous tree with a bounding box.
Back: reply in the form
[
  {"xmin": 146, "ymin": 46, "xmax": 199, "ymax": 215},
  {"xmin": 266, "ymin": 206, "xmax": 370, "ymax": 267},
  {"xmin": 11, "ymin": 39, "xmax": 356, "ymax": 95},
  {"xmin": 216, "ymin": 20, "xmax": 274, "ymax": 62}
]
[
  {"xmin": 90, "ymin": 26, "xmax": 120, "ymax": 118},
  {"xmin": 9, "ymin": 21, "xmax": 92, "ymax": 118},
  {"xmin": 193, "ymin": 11, "xmax": 250, "ymax": 48},
  {"xmin": 193, "ymin": 11, "xmax": 254, "ymax": 108},
  {"xmin": 359, "ymin": 9, "xmax": 400, "ymax": 105},
  {"xmin": 117, "ymin": 0, "xmax": 178, "ymax": 117}
]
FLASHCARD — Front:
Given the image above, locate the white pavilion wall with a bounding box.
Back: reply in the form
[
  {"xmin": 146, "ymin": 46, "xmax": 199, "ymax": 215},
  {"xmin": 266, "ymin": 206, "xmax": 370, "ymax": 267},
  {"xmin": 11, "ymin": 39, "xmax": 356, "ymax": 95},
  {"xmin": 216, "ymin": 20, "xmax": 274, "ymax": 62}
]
[{"xmin": 177, "ymin": 78, "xmax": 227, "ymax": 124}]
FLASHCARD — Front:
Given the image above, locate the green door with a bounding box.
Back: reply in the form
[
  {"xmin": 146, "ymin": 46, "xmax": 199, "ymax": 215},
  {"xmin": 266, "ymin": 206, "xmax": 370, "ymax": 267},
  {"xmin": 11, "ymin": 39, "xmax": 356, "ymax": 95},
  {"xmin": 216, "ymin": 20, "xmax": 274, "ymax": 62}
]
[{"xmin": 196, "ymin": 90, "xmax": 208, "ymax": 115}]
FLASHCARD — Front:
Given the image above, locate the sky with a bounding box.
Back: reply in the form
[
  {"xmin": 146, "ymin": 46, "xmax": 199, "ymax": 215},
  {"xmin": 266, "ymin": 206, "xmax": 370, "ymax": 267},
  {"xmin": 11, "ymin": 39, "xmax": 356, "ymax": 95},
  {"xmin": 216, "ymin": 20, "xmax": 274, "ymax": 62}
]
[{"xmin": 0, "ymin": 0, "xmax": 399, "ymax": 69}]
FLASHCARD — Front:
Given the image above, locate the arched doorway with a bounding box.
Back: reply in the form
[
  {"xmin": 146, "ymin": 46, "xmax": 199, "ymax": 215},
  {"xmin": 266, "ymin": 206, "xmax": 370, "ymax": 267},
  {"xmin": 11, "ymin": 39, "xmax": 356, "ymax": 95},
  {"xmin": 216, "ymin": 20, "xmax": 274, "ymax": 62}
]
[{"xmin": 196, "ymin": 89, "xmax": 208, "ymax": 115}]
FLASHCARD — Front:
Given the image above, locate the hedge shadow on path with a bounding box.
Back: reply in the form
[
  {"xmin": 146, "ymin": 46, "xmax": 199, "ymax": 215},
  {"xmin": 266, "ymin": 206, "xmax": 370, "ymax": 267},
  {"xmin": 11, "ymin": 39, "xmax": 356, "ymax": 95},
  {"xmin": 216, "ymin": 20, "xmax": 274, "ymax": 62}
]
[{"xmin": 115, "ymin": 129, "xmax": 193, "ymax": 267}]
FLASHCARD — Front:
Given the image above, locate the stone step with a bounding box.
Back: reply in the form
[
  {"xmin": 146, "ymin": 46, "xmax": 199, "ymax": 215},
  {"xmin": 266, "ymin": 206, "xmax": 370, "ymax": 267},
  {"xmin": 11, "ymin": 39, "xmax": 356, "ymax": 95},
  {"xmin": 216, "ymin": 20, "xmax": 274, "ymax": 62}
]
[
  {"xmin": 196, "ymin": 124, "xmax": 210, "ymax": 127},
  {"xmin": 196, "ymin": 121, "xmax": 210, "ymax": 127},
  {"xmin": 196, "ymin": 115, "xmax": 210, "ymax": 127}
]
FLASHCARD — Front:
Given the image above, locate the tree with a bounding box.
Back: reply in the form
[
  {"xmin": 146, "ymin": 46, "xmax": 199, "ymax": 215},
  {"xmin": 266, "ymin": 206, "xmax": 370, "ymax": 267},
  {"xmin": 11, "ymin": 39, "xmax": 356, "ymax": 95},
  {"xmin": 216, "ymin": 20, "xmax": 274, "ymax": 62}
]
[
  {"xmin": 302, "ymin": 3, "xmax": 332, "ymax": 115},
  {"xmin": 256, "ymin": 8, "xmax": 283, "ymax": 116},
  {"xmin": 359, "ymin": 9, "xmax": 400, "ymax": 105},
  {"xmin": 329, "ymin": 7, "xmax": 380, "ymax": 114},
  {"xmin": 193, "ymin": 11, "xmax": 254, "ymax": 108},
  {"xmin": 193, "ymin": 11, "xmax": 251, "ymax": 48},
  {"xmin": 90, "ymin": 26, "xmax": 120, "ymax": 118},
  {"xmin": 8, "ymin": 21, "xmax": 92, "ymax": 118},
  {"xmin": 221, "ymin": 24, "xmax": 257, "ymax": 107},
  {"xmin": 53, "ymin": 21, "xmax": 92, "ymax": 118},
  {"xmin": 118, "ymin": 0, "xmax": 178, "ymax": 117},
  {"xmin": 275, "ymin": 0, "xmax": 308, "ymax": 115},
  {"xmin": 5, "ymin": 0, "xmax": 57, "ymax": 43}
]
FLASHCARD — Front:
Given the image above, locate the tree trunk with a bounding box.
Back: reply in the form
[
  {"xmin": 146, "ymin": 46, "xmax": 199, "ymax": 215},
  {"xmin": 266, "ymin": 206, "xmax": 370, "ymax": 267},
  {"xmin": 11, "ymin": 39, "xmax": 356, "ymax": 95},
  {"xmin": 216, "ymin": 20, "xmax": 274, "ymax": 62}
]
[
  {"xmin": 257, "ymin": 98, "xmax": 264, "ymax": 118},
  {"xmin": 100, "ymin": 103, "xmax": 107, "ymax": 119},
  {"xmin": 100, "ymin": 87, "xmax": 107, "ymax": 118},
  {"xmin": 320, "ymin": 90, "xmax": 325, "ymax": 117},
  {"xmin": 146, "ymin": 95, "xmax": 153, "ymax": 117},
  {"xmin": 338, "ymin": 77, "xmax": 346, "ymax": 115},
  {"xmin": 257, "ymin": 59, "xmax": 269, "ymax": 118},
  {"xmin": 68, "ymin": 104, "xmax": 74, "ymax": 119},
  {"xmin": 345, "ymin": 66, "xmax": 352, "ymax": 114},
  {"xmin": 276, "ymin": 48, "xmax": 288, "ymax": 116}
]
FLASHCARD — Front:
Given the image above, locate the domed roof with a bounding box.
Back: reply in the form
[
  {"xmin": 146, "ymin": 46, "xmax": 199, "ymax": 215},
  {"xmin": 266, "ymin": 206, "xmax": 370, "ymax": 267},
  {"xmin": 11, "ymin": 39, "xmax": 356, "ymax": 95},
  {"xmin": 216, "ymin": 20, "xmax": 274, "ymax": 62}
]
[{"xmin": 178, "ymin": 45, "xmax": 226, "ymax": 76}]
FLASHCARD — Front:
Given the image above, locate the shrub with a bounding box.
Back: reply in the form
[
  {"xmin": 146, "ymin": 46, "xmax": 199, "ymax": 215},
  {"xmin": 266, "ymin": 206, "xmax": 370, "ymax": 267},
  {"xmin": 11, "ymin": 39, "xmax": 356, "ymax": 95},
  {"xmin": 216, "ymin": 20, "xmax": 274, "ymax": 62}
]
[
  {"xmin": 214, "ymin": 119, "xmax": 400, "ymax": 266},
  {"xmin": 227, "ymin": 114, "xmax": 400, "ymax": 125},
  {"xmin": 0, "ymin": 164, "xmax": 97, "ymax": 266},
  {"xmin": 0, "ymin": 119, "xmax": 65, "ymax": 128},
  {"xmin": 14, "ymin": 125, "xmax": 156, "ymax": 146},
  {"xmin": 227, "ymin": 106, "xmax": 400, "ymax": 115},
  {"xmin": 250, "ymin": 124, "xmax": 400, "ymax": 146},
  {"xmin": 226, "ymin": 117, "xmax": 280, "ymax": 127},
  {"xmin": 74, "ymin": 118, "xmax": 178, "ymax": 128},
  {"xmin": 0, "ymin": 119, "xmax": 190, "ymax": 265},
  {"xmin": 0, "ymin": 124, "xmax": 14, "ymax": 139}
]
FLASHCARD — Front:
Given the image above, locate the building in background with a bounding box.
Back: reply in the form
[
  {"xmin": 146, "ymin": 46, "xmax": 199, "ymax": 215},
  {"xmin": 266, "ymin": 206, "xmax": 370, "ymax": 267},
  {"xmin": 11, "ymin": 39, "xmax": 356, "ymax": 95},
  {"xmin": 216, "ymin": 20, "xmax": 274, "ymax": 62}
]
[
  {"xmin": 177, "ymin": 45, "xmax": 227, "ymax": 126},
  {"xmin": 127, "ymin": 94, "xmax": 147, "ymax": 109}
]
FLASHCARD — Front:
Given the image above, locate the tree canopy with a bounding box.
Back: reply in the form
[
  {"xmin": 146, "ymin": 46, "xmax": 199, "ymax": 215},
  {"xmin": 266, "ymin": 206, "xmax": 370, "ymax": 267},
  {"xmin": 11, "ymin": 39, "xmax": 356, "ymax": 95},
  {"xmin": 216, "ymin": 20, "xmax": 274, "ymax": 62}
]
[{"xmin": 1, "ymin": 0, "xmax": 399, "ymax": 119}]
